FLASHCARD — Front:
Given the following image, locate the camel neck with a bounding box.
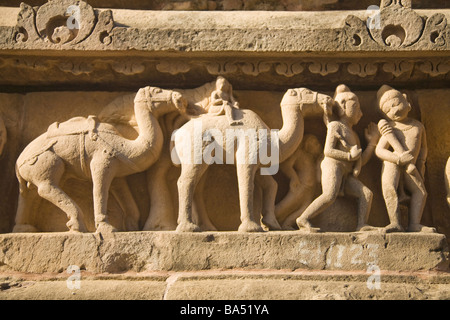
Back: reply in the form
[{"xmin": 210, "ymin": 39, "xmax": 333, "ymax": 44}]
[{"xmin": 278, "ymin": 104, "xmax": 304, "ymax": 163}]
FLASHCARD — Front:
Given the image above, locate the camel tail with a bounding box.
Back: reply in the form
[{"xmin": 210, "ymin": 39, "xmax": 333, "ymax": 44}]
[{"xmin": 15, "ymin": 164, "xmax": 29, "ymax": 195}]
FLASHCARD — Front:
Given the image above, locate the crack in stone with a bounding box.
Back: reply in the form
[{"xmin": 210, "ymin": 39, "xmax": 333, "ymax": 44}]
[{"xmin": 162, "ymin": 274, "xmax": 180, "ymax": 300}]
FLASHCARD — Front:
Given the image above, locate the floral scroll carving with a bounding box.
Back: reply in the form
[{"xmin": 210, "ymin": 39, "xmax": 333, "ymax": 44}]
[
  {"xmin": 14, "ymin": 0, "xmax": 115, "ymax": 47},
  {"xmin": 344, "ymin": 0, "xmax": 448, "ymax": 49}
]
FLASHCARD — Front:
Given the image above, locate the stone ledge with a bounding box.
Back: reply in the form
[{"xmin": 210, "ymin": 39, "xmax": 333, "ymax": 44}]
[
  {"xmin": 1, "ymin": 6, "xmax": 449, "ymax": 53},
  {"xmin": 0, "ymin": 270, "xmax": 449, "ymax": 300},
  {"xmin": 0, "ymin": 231, "xmax": 447, "ymax": 273}
]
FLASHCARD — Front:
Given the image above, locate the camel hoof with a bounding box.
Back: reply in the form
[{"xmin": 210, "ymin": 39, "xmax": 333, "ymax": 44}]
[
  {"xmin": 298, "ymin": 226, "xmax": 321, "ymax": 233},
  {"xmin": 407, "ymin": 224, "xmax": 436, "ymax": 233},
  {"xmin": 96, "ymin": 222, "xmax": 117, "ymax": 234},
  {"xmin": 126, "ymin": 218, "xmax": 140, "ymax": 231},
  {"xmin": 176, "ymin": 222, "xmax": 201, "ymax": 232},
  {"xmin": 238, "ymin": 220, "xmax": 264, "ymax": 232},
  {"xmin": 262, "ymin": 218, "xmax": 282, "ymax": 231},
  {"xmin": 281, "ymin": 224, "xmax": 296, "ymax": 231},
  {"xmin": 12, "ymin": 224, "xmax": 38, "ymax": 233},
  {"xmin": 67, "ymin": 219, "xmax": 88, "ymax": 233},
  {"xmin": 384, "ymin": 223, "xmax": 405, "ymax": 233}
]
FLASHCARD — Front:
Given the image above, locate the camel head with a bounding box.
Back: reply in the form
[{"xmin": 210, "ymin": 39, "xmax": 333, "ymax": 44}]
[
  {"xmin": 280, "ymin": 88, "xmax": 333, "ymax": 118},
  {"xmin": 134, "ymin": 86, "xmax": 188, "ymax": 116}
]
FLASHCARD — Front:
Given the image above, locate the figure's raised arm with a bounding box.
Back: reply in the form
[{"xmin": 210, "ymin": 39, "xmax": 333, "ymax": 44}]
[{"xmin": 361, "ymin": 122, "xmax": 380, "ymax": 166}]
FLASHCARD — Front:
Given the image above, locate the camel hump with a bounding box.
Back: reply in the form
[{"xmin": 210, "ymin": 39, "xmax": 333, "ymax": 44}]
[{"xmin": 46, "ymin": 116, "xmax": 99, "ymax": 138}]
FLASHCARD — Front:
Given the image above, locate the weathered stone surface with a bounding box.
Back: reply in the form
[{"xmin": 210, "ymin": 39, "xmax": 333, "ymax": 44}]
[
  {"xmin": 0, "ymin": 0, "xmax": 448, "ymax": 11},
  {"xmin": 0, "ymin": 270, "xmax": 449, "ymax": 300},
  {"xmin": 0, "ymin": 232, "xmax": 447, "ymax": 273},
  {"xmin": 1, "ymin": 6, "xmax": 449, "ymax": 52}
]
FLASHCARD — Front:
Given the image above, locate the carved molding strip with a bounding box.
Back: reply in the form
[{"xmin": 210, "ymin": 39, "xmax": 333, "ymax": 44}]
[
  {"xmin": 4, "ymin": 0, "xmax": 449, "ymax": 53},
  {"xmin": 0, "ymin": 56, "xmax": 449, "ymax": 79}
]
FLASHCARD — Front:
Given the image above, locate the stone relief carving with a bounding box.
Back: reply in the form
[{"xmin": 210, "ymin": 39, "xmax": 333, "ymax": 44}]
[
  {"xmin": 14, "ymin": 0, "xmax": 114, "ymax": 47},
  {"xmin": 9, "ymin": 78, "xmax": 446, "ymax": 234},
  {"xmin": 446, "ymin": 157, "xmax": 450, "ymax": 208},
  {"xmin": 295, "ymin": 85, "xmax": 380, "ymax": 233},
  {"xmin": 344, "ymin": 0, "xmax": 447, "ymax": 49},
  {"xmin": 12, "ymin": 86, "xmax": 187, "ymax": 233},
  {"xmin": 375, "ymin": 85, "xmax": 435, "ymax": 233},
  {"xmin": 275, "ymin": 134, "xmax": 323, "ymax": 230},
  {"xmin": 172, "ymin": 84, "xmax": 333, "ymax": 232}
]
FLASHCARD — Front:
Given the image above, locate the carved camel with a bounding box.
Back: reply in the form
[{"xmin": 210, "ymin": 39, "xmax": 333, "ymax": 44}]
[
  {"xmin": 172, "ymin": 88, "xmax": 333, "ymax": 232},
  {"xmin": 13, "ymin": 86, "xmax": 187, "ymax": 233}
]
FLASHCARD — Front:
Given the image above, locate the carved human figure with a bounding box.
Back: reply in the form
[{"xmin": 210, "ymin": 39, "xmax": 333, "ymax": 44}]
[
  {"xmin": 13, "ymin": 86, "xmax": 187, "ymax": 233},
  {"xmin": 275, "ymin": 134, "xmax": 322, "ymax": 229},
  {"xmin": 207, "ymin": 76, "xmax": 242, "ymax": 126},
  {"xmin": 296, "ymin": 84, "xmax": 380, "ymax": 233},
  {"xmin": 172, "ymin": 83, "xmax": 333, "ymax": 232},
  {"xmin": 375, "ymin": 85, "xmax": 435, "ymax": 233}
]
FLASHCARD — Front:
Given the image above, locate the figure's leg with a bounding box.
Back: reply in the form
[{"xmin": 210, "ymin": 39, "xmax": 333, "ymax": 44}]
[
  {"xmin": 282, "ymin": 190, "xmax": 314, "ymax": 230},
  {"xmin": 403, "ymin": 171, "xmax": 435, "ymax": 233},
  {"xmin": 236, "ymin": 164, "xmax": 263, "ymax": 232},
  {"xmin": 110, "ymin": 177, "xmax": 140, "ymax": 231},
  {"xmin": 275, "ymin": 188, "xmax": 303, "ymax": 223},
  {"xmin": 176, "ymin": 162, "xmax": 209, "ymax": 232},
  {"xmin": 255, "ymin": 174, "xmax": 281, "ymax": 230},
  {"xmin": 90, "ymin": 157, "xmax": 117, "ymax": 234},
  {"xmin": 193, "ymin": 170, "xmax": 217, "ymax": 231},
  {"xmin": 381, "ymin": 162, "xmax": 403, "ymax": 232},
  {"xmin": 344, "ymin": 176, "xmax": 375, "ymax": 231},
  {"xmin": 224, "ymin": 104, "xmax": 242, "ymax": 126},
  {"xmin": 296, "ymin": 162, "xmax": 342, "ymax": 232}
]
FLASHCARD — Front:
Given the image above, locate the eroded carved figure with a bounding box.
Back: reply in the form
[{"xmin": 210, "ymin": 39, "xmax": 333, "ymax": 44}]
[
  {"xmin": 296, "ymin": 85, "xmax": 380, "ymax": 233},
  {"xmin": 375, "ymin": 85, "xmax": 435, "ymax": 233},
  {"xmin": 13, "ymin": 86, "xmax": 187, "ymax": 233},
  {"xmin": 275, "ymin": 134, "xmax": 322, "ymax": 230}
]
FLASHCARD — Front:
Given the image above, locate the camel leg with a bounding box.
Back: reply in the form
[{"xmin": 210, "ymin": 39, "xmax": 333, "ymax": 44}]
[
  {"xmin": 91, "ymin": 157, "xmax": 117, "ymax": 234},
  {"xmin": 13, "ymin": 188, "xmax": 39, "ymax": 233},
  {"xmin": 37, "ymin": 180, "xmax": 88, "ymax": 232},
  {"xmin": 193, "ymin": 170, "xmax": 217, "ymax": 231},
  {"xmin": 176, "ymin": 162, "xmax": 208, "ymax": 232},
  {"xmin": 144, "ymin": 159, "xmax": 177, "ymax": 231},
  {"xmin": 110, "ymin": 177, "xmax": 140, "ymax": 231},
  {"xmin": 255, "ymin": 174, "xmax": 281, "ymax": 230},
  {"xmin": 236, "ymin": 164, "xmax": 263, "ymax": 232},
  {"xmin": 18, "ymin": 153, "xmax": 86, "ymax": 232}
]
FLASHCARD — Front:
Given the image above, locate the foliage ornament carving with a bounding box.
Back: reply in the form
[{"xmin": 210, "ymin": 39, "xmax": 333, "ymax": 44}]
[
  {"xmin": 345, "ymin": 0, "xmax": 448, "ymax": 49},
  {"xmin": 14, "ymin": 0, "xmax": 115, "ymax": 47}
]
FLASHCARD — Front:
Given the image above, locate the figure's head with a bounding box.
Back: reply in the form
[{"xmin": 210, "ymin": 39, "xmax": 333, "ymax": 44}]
[
  {"xmin": 302, "ymin": 134, "xmax": 322, "ymax": 157},
  {"xmin": 377, "ymin": 85, "xmax": 411, "ymax": 121},
  {"xmin": 215, "ymin": 76, "xmax": 231, "ymax": 91},
  {"xmin": 333, "ymin": 84, "xmax": 362, "ymax": 125}
]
